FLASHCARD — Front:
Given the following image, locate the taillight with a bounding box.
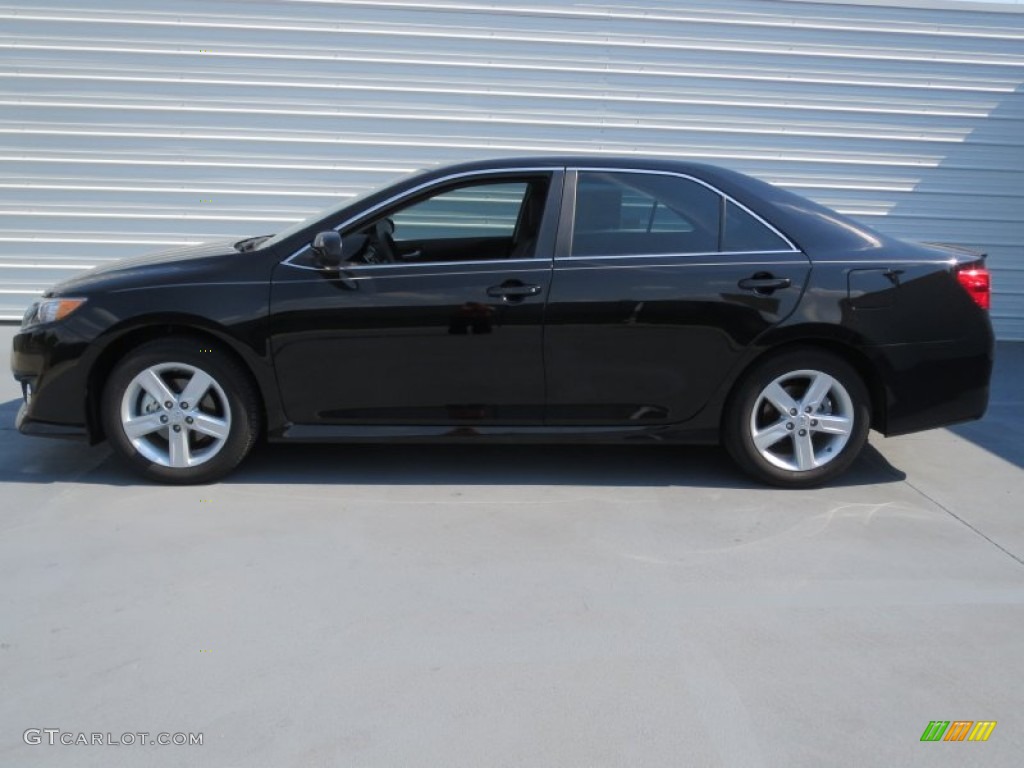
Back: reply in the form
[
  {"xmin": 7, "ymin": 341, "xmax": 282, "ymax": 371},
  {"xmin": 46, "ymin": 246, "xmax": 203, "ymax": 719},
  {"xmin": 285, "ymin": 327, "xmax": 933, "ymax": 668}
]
[{"xmin": 955, "ymin": 264, "xmax": 991, "ymax": 310}]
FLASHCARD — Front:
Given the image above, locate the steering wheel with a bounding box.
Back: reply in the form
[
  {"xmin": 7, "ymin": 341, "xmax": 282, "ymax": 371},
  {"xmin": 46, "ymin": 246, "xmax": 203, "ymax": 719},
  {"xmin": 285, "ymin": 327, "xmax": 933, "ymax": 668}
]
[{"xmin": 363, "ymin": 219, "xmax": 398, "ymax": 264}]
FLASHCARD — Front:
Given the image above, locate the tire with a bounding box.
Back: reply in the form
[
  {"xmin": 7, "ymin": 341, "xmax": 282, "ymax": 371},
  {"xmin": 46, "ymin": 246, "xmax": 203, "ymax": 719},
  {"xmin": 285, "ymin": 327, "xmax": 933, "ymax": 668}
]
[
  {"xmin": 101, "ymin": 337, "xmax": 261, "ymax": 484},
  {"xmin": 723, "ymin": 347, "xmax": 871, "ymax": 488}
]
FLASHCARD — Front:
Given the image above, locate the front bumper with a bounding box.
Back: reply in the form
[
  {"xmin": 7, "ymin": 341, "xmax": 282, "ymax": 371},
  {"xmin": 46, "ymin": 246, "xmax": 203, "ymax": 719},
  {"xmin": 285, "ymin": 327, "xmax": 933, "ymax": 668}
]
[
  {"xmin": 11, "ymin": 322, "xmax": 94, "ymax": 440},
  {"xmin": 16, "ymin": 401, "xmax": 88, "ymax": 440}
]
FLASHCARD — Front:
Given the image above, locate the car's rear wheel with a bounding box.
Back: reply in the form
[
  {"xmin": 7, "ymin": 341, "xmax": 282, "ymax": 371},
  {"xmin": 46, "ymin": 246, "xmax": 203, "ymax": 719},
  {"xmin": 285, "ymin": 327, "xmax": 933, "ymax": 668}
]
[
  {"xmin": 724, "ymin": 348, "xmax": 871, "ymax": 488},
  {"xmin": 101, "ymin": 338, "xmax": 260, "ymax": 484}
]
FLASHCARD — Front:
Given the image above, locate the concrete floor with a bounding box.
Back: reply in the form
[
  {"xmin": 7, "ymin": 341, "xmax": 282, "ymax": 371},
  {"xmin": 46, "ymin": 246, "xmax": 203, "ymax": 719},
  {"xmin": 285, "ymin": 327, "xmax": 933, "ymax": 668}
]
[{"xmin": 1, "ymin": 324, "xmax": 1022, "ymax": 767}]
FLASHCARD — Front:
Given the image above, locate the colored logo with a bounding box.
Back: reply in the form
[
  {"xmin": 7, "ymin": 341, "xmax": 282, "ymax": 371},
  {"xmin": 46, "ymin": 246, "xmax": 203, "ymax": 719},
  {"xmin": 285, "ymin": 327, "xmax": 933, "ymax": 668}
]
[{"xmin": 921, "ymin": 721, "xmax": 996, "ymax": 742}]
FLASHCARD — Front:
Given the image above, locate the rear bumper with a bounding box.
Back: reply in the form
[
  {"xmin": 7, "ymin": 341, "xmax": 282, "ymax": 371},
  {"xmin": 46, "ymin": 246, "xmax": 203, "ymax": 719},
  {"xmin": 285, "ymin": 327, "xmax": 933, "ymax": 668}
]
[{"xmin": 869, "ymin": 336, "xmax": 993, "ymax": 437}]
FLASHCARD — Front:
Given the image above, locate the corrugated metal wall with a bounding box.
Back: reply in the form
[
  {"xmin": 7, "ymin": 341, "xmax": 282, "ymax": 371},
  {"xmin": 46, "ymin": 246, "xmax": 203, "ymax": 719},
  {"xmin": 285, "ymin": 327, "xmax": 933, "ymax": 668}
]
[{"xmin": 1, "ymin": 0, "xmax": 1022, "ymax": 336}]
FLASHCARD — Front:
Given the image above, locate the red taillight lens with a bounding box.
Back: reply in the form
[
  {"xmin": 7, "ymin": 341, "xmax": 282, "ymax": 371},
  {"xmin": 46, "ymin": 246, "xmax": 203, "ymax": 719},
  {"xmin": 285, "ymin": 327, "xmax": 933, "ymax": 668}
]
[{"xmin": 955, "ymin": 265, "xmax": 991, "ymax": 310}]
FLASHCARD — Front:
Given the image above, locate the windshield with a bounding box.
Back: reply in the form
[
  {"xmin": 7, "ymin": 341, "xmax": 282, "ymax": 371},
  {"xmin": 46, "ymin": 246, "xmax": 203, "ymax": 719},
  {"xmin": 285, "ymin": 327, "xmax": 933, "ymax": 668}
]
[{"xmin": 258, "ymin": 171, "xmax": 423, "ymax": 250}]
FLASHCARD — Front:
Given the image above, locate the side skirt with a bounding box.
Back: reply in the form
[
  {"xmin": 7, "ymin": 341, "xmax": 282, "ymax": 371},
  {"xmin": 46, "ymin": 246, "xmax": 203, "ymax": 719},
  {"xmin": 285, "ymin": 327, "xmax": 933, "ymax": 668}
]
[{"xmin": 271, "ymin": 423, "xmax": 719, "ymax": 445}]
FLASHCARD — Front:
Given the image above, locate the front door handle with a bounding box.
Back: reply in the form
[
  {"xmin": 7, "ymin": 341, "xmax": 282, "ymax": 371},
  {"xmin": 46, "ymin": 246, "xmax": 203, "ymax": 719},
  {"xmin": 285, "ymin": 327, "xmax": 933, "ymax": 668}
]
[
  {"xmin": 738, "ymin": 274, "xmax": 792, "ymax": 294},
  {"xmin": 487, "ymin": 281, "xmax": 543, "ymax": 300}
]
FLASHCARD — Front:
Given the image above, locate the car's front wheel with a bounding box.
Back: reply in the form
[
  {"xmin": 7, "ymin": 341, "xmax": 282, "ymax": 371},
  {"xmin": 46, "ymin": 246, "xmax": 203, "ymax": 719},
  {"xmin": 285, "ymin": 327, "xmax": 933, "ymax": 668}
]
[
  {"xmin": 101, "ymin": 337, "xmax": 261, "ymax": 484},
  {"xmin": 723, "ymin": 348, "xmax": 871, "ymax": 488}
]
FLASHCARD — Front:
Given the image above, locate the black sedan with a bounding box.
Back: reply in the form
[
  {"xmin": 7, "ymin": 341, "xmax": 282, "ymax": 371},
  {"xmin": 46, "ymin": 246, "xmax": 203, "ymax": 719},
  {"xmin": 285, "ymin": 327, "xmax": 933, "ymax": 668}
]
[{"xmin": 10, "ymin": 157, "xmax": 994, "ymax": 487}]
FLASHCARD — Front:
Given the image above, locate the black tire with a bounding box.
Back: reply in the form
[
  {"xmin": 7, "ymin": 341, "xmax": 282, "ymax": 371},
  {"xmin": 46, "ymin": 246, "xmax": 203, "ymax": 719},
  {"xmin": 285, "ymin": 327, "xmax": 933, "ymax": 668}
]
[
  {"xmin": 723, "ymin": 347, "xmax": 871, "ymax": 488},
  {"xmin": 101, "ymin": 337, "xmax": 261, "ymax": 484}
]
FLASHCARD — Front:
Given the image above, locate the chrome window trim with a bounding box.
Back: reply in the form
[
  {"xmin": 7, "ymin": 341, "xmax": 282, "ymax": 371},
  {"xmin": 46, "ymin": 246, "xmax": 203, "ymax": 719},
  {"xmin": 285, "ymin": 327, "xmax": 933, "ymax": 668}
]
[
  {"xmin": 570, "ymin": 166, "xmax": 801, "ymax": 255},
  {"xmin": 282, "ymin": 166, "xmax": 562, "ymax": 271},
  {"xmin": 281, "ymin": 164, "xmax": 801, "ymax": 273},
  {"xmin": 556, "ymin": 260, "xmax": 804, "ymax": 273},
  {"xmin": 354, "ymin": 267, "xmax": 552, "ymax": 281},
  {"xmin": 556, "ymin": 249, "xmax": 801, "ymax": 262},
  {"xmin": 281, "ymin": 256, "xmax": 551, "ymax": 273},
  {"xmin": 283, "ymin": 254, "xmax": 801, "ymax": 275},
  {"xmin": 349, "ymin": 259, "xmax": 550, "ymax": 271},
  {"xmin": 285, "ymin": 265, "xmax": 553, "ymax": 281}
]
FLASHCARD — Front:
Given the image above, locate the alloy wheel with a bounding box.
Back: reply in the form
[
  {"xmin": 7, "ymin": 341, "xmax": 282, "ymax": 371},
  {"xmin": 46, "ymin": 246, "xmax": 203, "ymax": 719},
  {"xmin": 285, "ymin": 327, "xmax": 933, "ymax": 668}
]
[
  {"xmin": 748, "ymin": 368, "xmax": 855, "ymax": 472},
  {"xmin": 119, "ymin": 362, "xmax": 232, "ymax": 469}
]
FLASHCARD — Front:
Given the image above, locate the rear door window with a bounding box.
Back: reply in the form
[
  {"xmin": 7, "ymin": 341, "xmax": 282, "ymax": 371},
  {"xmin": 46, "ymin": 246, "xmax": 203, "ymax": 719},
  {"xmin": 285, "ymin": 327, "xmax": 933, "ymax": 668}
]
[
  {"xmin": 722, "ymin": 200, "xmax": 792, "ymax": 253},
  {"xmin": 571, "ymin": 172, "xmax": 721, "ymax": 257}
]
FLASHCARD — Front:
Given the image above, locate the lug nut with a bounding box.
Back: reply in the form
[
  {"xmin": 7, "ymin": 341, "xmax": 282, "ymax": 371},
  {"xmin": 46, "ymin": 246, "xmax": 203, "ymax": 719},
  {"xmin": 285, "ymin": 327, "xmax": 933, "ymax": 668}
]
[
  {"xmin": 172, "ymin": 425, "xmax": 182, "ymax": 433},
  {"xmin": 160, "ymin": 415, "xmax": 168, "ymax": 424},
  {"xmin": 789, "ymin": 408, "xmax": 798, "ymax": 416},
  {"xmin": 786, "ymin": 422, "xmax": 794, "ymax": 430},
  {"xmin": 185, "ymin": 416, "xmax": 193, "ymax": 425},
  {"xmin": 811, "ymin": 419, "xmax": 818, "ymax": 427},
  {"xmin": 164, "ymin": 401, "xmax": 173, "ymax": 409},
  {"xmin": 805, "ymin": 406, "xmax": 813, "ymax": 413},
  {"xmin": 181, "ymin": 402, "xmax": 189, "ymax": 410},
  {"xmin": 799, "ymin": 429, "xmax": 807, "ymax": 436}
]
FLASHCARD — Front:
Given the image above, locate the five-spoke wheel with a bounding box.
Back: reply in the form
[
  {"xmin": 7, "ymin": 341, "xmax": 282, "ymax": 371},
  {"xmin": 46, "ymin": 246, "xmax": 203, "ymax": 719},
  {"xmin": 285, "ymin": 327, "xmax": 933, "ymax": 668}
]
[
  {"xmin": 724, "ymin": 348, "xmax": 871, "ymax": 488},
  {"xmin": 750, "ymin": 369, "xmax": 855, "ymax": 472},
  {"xmin": 102, "ymin": 338, "xmax": 260, "ymax": 484},
  {"xmin": 120, "ymin": 362, "xmax": 232, "ymax": 469}
]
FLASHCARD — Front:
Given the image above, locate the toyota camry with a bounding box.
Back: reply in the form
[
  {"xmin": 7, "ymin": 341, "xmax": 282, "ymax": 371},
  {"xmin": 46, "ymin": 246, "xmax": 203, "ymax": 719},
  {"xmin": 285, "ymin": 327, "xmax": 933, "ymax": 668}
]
[{"xmin": 10, "ymin": 157, "xmax": 994, "ymax": 487}]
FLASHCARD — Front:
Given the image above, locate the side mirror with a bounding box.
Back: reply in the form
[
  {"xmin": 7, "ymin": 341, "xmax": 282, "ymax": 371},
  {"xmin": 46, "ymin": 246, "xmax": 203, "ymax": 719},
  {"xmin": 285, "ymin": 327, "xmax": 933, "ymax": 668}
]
[{"xmin": 312, "ymin": 231, "xmax": 343, "ymax": 270}]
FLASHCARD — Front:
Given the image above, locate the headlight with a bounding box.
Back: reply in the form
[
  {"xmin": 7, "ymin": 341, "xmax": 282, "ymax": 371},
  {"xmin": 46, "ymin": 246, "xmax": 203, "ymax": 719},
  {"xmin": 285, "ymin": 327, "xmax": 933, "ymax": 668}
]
[
  {"xmin": 21, "ymin": 302, "xmax": 38, "ymax": 328},
  {"xmin": 24, "ymin": 297, "xmax": 88, "ymax": 327}
]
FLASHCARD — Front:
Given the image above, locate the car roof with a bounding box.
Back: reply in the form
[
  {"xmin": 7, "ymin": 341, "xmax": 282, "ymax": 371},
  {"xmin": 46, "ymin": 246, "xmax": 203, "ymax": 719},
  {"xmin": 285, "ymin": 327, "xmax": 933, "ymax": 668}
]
[{"xmin": 423, "ymin": 155, "xmax": 721, "ymax": 176}]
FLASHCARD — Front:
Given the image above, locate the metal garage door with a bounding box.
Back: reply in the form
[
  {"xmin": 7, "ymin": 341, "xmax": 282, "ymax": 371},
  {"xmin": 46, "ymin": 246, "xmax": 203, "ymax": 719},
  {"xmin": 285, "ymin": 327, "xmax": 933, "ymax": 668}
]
[{"xmin": 1, "ymin": 0, "xmax": 1022, "ymax": 337}]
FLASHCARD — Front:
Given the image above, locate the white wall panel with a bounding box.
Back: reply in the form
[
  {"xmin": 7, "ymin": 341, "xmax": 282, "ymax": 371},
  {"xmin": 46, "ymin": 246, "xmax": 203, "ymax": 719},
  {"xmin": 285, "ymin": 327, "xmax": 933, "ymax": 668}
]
[{"xmin": 0, "ymin": 0, "xmax": 1021, "ymax": 336}]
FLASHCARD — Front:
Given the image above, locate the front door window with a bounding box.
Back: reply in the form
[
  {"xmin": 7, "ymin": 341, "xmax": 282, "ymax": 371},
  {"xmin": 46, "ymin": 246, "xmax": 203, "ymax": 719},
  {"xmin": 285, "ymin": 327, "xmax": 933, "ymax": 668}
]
[{"xmin": 347, "ymin": 177, "xmax": 550, "ymax": 265}]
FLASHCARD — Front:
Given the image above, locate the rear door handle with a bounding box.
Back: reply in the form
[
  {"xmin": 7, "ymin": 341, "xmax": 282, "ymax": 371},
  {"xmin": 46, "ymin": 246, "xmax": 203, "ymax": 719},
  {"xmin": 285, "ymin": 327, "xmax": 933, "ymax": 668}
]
[
  {"xmin": 738, "ymin": 275, "xmax": 792, "ymax": 293},
  {"xmin": 487, "ymin": 281, "xmax": 543, "ymax": 300}
]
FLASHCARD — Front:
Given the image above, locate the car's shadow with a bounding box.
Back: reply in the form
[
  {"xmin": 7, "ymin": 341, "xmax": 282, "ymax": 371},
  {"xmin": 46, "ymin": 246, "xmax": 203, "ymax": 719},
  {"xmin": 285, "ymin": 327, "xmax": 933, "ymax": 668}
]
[
  {"xmin": 0, "ymin": 397, "xmax": 905, "ymax": 488},
  {"xmin": 948, "ymin": 342, "xmax": 1024, "ymax": 469},
  {"xmin": 234, "ymin": 440, "xmax": 905, "ymax": 489}
]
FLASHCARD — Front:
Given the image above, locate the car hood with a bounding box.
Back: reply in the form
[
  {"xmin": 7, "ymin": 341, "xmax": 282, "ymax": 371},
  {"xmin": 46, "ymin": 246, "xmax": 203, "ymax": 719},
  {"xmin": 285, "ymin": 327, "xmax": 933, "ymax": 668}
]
[{"xmin": 46, "ymin": 238, "xmax": 256, "ymax": 296}]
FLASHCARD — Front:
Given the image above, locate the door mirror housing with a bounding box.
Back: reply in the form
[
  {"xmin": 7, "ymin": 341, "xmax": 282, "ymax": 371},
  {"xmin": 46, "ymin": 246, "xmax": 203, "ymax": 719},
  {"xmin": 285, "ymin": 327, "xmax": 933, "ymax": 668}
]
[{"xmin": 312, "ymin": 231, "xmax": 343, "ymax": 270}]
